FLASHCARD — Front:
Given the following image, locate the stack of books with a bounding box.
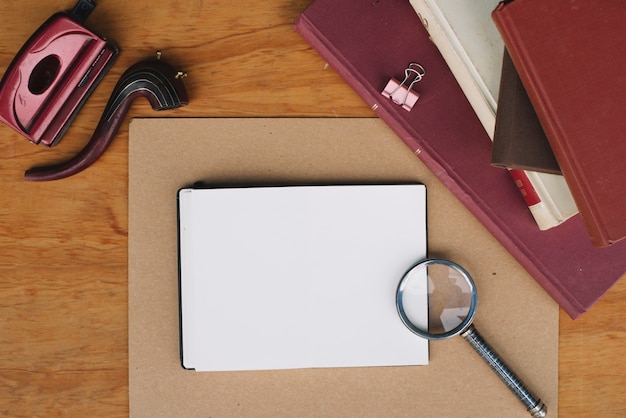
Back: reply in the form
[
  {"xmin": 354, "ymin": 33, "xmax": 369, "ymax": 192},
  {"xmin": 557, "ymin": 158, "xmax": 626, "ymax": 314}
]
[
  {"xmin": 408, "ymin": 0, "xmax": 577, "ymax": 231},
  {"xmin": 490, "ymin": 0, "xmax": 626, "ymax": 247},
  {"xmin": 294, "ymin": 0, "xmax": 626, "ymax": 318}
]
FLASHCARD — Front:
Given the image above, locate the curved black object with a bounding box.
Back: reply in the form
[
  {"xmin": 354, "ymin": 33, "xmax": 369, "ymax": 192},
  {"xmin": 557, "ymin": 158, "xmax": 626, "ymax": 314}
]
[{"xmin": 24, "ymin": 55, "xmax": 188, "ymax": 181}]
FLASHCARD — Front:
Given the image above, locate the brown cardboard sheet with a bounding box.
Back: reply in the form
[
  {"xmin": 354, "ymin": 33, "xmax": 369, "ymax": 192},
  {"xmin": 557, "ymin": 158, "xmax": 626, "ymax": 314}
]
[{"xmin": 128, "ymin": 118, "xmax": 558, "ymax": 417}]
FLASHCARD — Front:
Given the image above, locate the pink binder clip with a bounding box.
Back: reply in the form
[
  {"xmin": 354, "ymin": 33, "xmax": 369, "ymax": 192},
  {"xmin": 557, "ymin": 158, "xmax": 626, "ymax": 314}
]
[{"xmin": 381, "ymin": 63, "xmax": 426, "ymax": 111}]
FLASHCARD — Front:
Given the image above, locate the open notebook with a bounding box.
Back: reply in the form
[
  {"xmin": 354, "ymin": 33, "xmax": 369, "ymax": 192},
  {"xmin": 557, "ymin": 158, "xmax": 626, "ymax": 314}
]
[{"xmin": 178, "ymin": 184, "xmax": 428, "ymax": 371}]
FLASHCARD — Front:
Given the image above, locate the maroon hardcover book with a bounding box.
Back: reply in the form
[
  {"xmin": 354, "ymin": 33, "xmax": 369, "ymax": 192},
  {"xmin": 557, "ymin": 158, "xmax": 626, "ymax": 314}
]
[
  {"xmin": 492, "ymin": 0, "xmax": 626, "ymax": 247},
  {"xmin": 294, "ymin": 0, "xmax": 626, "ymax": 318},
  {"xmin": 491, "ymin": 49, "xmax": 561, "ymax": 175}
]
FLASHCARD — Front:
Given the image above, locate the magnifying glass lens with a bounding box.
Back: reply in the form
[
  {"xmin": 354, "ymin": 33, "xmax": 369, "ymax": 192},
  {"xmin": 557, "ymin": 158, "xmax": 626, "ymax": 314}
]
[{"xmin": 398, "ymin": 259, "xmax": 477, "ymax": 339}]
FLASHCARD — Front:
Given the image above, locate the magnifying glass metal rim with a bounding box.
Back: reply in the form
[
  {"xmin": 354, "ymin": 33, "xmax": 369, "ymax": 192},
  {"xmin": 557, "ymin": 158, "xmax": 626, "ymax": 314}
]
[{"xmin": 396, "ymin": 258, "xmax": 478, "ymax": 340}]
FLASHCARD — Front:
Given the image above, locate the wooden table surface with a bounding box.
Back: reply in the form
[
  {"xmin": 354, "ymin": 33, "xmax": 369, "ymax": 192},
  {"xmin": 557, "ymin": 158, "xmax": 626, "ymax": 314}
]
[{"xmin": 1, "ymin": 1, "xmax": 624, "ymax": 416}]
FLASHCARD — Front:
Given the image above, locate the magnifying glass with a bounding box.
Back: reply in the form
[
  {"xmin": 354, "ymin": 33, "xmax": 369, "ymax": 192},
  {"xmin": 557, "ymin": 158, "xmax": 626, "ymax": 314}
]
[{"xmin": 396, "ymin": 258, "xmax": 547, "ymax": 418}]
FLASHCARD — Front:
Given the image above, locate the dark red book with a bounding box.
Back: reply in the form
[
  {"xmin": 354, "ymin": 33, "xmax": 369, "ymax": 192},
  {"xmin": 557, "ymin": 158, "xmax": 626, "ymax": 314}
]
[
  {"xmin": 492, "ymin": 0, "xmax": 626, "ymax": 247},
  {"xmin": 491, "ymin": 49, "xmax": 561, "ymax": 175},
  {"xmin": 294, "ymin": 0, "xmax": 626, "ymax": 318}
]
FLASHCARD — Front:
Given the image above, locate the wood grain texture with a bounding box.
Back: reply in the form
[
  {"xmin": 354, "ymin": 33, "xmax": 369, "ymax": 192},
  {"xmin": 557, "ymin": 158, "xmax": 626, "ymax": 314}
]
[{"xmin": 0, "ymin": 1, "xmax": 624, "ymax": 416}]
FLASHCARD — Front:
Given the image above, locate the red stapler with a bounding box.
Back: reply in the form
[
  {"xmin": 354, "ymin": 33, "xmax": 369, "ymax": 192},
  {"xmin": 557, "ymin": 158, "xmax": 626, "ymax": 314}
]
[{"xmin": 0, "ymin": 0, "xmax": 119, "ymax": 147}]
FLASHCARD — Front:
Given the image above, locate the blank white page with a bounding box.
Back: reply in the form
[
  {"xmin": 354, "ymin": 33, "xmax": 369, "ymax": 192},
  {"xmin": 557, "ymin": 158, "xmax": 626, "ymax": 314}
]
[{"xmin": 178, "ymin": 184, "xmax": 428, "ymax": 371}]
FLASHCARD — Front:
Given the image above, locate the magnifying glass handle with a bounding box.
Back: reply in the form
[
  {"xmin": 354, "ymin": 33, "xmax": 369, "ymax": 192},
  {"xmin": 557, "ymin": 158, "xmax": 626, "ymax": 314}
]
[{"xmin": 461, "ymin": 324, "xmax": 547, "ymax": 418}]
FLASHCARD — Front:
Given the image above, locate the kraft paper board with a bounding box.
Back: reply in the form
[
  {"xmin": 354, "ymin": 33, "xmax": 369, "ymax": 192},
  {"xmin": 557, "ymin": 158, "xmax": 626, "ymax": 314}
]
[{"xmin": 128, "ymin": 118, "xmax": 558, "ymax": 417}]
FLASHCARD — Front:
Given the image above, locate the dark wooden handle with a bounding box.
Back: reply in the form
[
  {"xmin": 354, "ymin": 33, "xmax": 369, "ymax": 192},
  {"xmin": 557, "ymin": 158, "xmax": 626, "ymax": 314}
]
[{"xmin": 24, "ymin": 56, "xmax": 188, "ymax": 181}]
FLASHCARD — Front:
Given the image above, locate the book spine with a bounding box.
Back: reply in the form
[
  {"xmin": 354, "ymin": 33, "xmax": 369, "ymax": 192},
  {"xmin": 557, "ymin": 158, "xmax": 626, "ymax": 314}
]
[{"xmin": 492, "ymin": 3, "xmax": 606, "ymax": 246}]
